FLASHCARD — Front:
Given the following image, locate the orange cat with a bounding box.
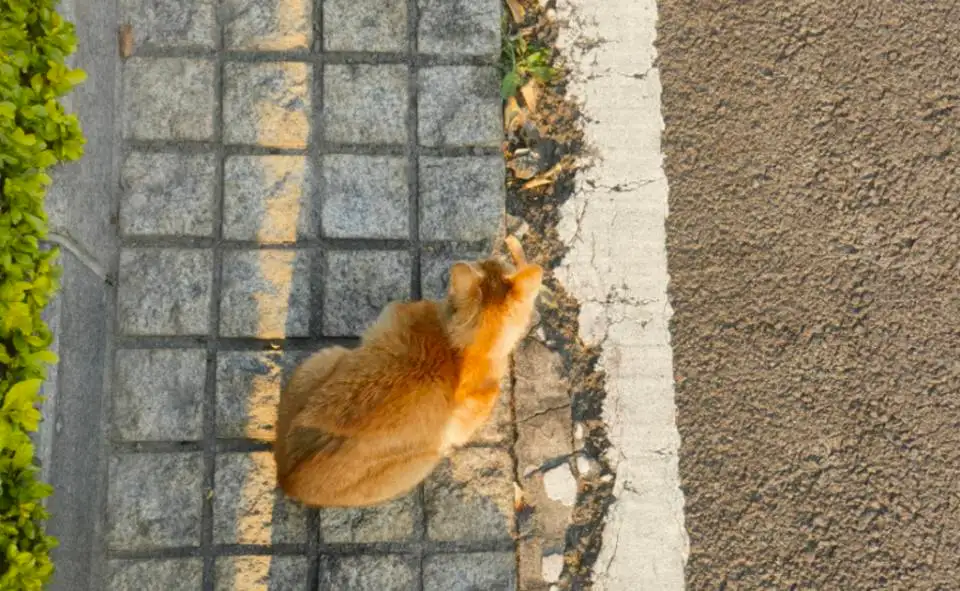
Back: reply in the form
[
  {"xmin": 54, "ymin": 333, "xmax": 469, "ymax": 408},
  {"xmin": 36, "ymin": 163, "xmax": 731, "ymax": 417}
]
[{"xmin": 274, "ymin": 236, "xmax": 543, "ymax": 507}]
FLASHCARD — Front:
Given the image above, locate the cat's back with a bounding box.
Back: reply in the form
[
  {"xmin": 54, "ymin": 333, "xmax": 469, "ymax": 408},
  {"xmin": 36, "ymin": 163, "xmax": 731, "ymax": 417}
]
[
  {"xmin": 311, "ymin": 300, "xmax": 458, "ymax": 434},
  {"xmin": 359, "ymin": 299, "xmax": 458, "ymax": 383}
]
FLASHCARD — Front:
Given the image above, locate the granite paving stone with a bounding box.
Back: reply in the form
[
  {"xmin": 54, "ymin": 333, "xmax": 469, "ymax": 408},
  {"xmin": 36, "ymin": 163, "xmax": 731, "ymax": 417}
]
[
  {"xmin": 425, "ymin": 447, "xmax": 515, "ymax": 541},
  {"xmin": 317, "ymin": 555, "xmax": 419, "ymax": 590},
  {"xmin": 214, "ymin": 452, "xmax": 309, "ymax": 545},
  {"xmin": 516, "ymin": 408, "xmax": 573, "ymax": 477},
  {"xmin": 219, "ymin": 249, "xmax": 311, "ymax": 338},
  {"xmin": 118, "ymin": 0, "xmax": 217, "ymax": 52},
  {"xmin": 222, "ymin": 0, "xmax": 312, "ymax": 51},
  {"xmin": 517, "ymin": 468, "xmax": 575, "ymax": 547},
  {"xmin": 101, "ymin": 0, "xmax": 521, "ymax": 586},
  {"xmin": 118, "ymin": 248, "xmax": 213, "ymax": 336},
  {"xmin": 419, "ymin": 156, "xmax": 504, "ymax": 241},
  {"xmin": 322, "ymin": 250, "xmax": 412, "ymax": 337},
  {"xmin": 418, "ymin": 0, "xmax": 501, "ymax": 56},
  {"xmin": 214, "ymin": 556, "xmax": 310, "ymax": 591},
  {"xmin": 513, "ymin": 338, "xmax": 572, "ymax": 422},
  {"xmin": 119, "ymin": 151, "xmax": 217, "ymax": 237},
  {"xmin": 113, "ymin": 348, "xmax": 206, "ymax": 441},
  {"xmin": 323, "ymin": 0, "xmax": 407, "ymax": 52},
  {"xmin": 320, "ymin": 492, "xmax": 417, "ymax": 543},
  {"xmin": 423, "ymin": 552, "xmax": 517, "ymax": 591},
  {"xmin": 513, "ymin": 337, "xmax": 576, "ymax": 558},
  {"xmin": 107, "ymin": 559, "xmax": 203, "ymax": 591},
  {"xmin": 223, "ymin": 155, "xmax": 317, "ymax": 243},
  {"xmin": 321, "ymin": 154, "xmax": 409, "ymax": 239},
  {"xmin": 106, "ymin": 453, "xmax": 203, "ymax": 550},
  {"xmin": 519, "ymin": 538, "xmax": 565, "ymax": 590},
  {"xmin": 216, "ymin": 351, "xmax": 304, "ymax": 441},
  {"xmin": 419, "ymin": 67, "xmax": 502, "ymax": 147},
  {"xmin": 122, "ymin": 58, "xmax": 216, "ymax": 141},
  {"xmin": 224, "ymin": 62, "xmax": 312, "ymax": 148},
  {"xmin": 322, "ymin": 65, "xmax": 409, "ymax": 145}
]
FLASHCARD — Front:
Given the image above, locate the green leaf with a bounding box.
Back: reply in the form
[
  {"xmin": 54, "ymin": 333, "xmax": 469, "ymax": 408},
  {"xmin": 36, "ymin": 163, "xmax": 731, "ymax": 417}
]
[
  {"xmin": 501, "ymin": 71, "xmax": 522, "ymax": 100},
  {"xmin": 18, "ymin": 407, "xmax": 42, "ymax": 432},
  {"xmin": 35, "ymin": 150, "xmax": 57, "ymax": 168},
  {"xmin": 2, "ymin": 380, "xmax": 42, "ymax": 412},
  {"xmin": 12, "ymin": 439, "xmax": 35, "ymax": 469},
  {"xmin": 22, "ymin": 212, "xmax": 47, "ymax": 233},
  {"xmin": 0, "ymin": 2, "xmax": 82, "ymax": 582},
  {"xmin": 528, "ymin": 65, "xmax": 554, "ymax": 83},
  {"xmin": 63, "ymin": 68, "xmax": 86, "ymax": 86},
  {"xmin": 28, "ymin": 482, "xmax": 53, "ymax": 501},
  {"xmin": 27, "ymin": 350, "xmax": 58, "ymax": 366},
  {"xmin": 10, "ymin": 127, "xmax": 36, "ymax": 146},
  {"xmin": 0, "ymin": 420, "xmax": 12, "ymax": 448}
]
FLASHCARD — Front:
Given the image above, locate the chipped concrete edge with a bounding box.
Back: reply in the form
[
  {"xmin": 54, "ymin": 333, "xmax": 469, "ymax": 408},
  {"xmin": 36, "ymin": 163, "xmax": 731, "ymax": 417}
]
[{"xmin": 554, "ymin": 0, "xmax": 689, "ymax": 588}]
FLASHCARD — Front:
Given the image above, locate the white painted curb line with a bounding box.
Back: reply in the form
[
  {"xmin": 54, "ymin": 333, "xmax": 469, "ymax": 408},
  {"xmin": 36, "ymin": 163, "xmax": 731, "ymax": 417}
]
[{"xmin": 554, "ymin": 0, "xmax": 689, "ymax": 588}]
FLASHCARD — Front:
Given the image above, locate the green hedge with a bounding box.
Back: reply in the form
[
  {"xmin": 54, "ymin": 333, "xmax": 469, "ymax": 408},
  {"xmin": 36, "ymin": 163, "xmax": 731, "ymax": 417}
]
[{"xmin": 0, "ymin": 0, "xmax": 85, "ymax": 588}]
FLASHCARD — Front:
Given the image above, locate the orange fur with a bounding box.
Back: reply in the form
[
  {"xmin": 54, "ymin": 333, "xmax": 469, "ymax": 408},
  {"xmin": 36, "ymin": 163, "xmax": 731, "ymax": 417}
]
[{"xmin": 274, "ymin": 237, "xmax": 543, "ymax": 507}]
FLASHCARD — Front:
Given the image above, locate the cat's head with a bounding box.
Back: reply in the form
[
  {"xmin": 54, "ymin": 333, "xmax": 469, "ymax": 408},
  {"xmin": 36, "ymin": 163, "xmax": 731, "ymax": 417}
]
[{"xmin": 444, "ymin": 236, "xmax": 543, "ymax": 355}]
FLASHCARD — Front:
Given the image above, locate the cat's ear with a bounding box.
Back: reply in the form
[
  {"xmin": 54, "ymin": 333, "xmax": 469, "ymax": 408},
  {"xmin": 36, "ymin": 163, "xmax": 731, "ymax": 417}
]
[
  {"xmin": 505, "ymin": 236, "xmax": 527, "ymax": 268},
  {"xmin": 448, "ymin": 262, "xmax": 482, "ymax": 300},
  {"xmin": 509, "ymin": 264, "xmax": 543, "ymax": 300}
]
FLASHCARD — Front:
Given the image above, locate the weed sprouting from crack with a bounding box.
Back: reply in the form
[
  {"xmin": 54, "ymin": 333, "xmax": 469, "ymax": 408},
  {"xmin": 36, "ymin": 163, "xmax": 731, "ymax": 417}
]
[{"xmin": 500, "ymin": 9, "xmax": 558, "ymax": 99}]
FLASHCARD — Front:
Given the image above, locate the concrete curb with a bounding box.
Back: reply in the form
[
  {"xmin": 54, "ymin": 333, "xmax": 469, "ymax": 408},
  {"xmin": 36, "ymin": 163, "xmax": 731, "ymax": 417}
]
[
  {"xmin": 36, "ymin": 0, "xmax": 120, "ymax": 588},
  {"xmin": 554, "ymin": 0, "xmax": 689, "ymax": 587}
]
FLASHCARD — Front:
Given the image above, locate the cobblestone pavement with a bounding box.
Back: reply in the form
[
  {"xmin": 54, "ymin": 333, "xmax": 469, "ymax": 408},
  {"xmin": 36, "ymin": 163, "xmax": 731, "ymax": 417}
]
[{"xmin": 102, "ymin": 1, "xmax": 578, "ymax": 590}]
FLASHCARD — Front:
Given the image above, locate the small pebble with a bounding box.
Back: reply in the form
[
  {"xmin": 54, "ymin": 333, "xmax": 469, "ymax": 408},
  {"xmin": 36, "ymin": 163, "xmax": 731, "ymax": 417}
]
[
  {"xmin": 543, "ymin": 464, "xmax": 577, "ymax": 506},
  {"xmin": 542, "ymin": 553, "xmax": 564, "ymax": 583},
  {"xmin": 577, "ymin": 454, "xmax": 599, "ymax": 477},
  {"xmin": 574, "ymin": 422, "xmax": 585, "ymax": 441}
]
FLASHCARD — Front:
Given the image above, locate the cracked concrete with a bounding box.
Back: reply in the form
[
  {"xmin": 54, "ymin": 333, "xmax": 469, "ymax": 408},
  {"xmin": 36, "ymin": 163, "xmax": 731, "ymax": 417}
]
[{"xmin": 554, "ymin": 0, "xmax": 687, "ymax": 588}]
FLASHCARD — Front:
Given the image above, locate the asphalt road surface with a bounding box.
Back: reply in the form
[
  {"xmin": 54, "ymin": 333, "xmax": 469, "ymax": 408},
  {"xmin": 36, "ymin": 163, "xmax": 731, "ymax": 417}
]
[{"xmin": 659, "ymin": 1, "xmax": 960, "ymax": 588}]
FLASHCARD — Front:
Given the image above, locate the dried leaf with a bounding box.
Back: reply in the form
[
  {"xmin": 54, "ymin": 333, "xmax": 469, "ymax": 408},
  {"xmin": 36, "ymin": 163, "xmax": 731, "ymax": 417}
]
[
  {"xmin": 520, "ymin": 79, "xmax": 541, "ymax": 112},
  {"xmin": 506, "ymin": 0, "xmax": 526, "ymax": 24},
  {"xmin": 522, "ymin": 176, "xmax": 553, "ymax": 190},
  {"xmin": 521, "ymin": 162, "xmax": 563, "ymax": 190},
  {"xmin": 118, "ymin": 24, "xmax": 134, "ymax": 58},
  {"xmin": 514, "ymin": 483, "xmax": 527, "ymax": 511},
  {"xmin": 503, "ymin": 96, "xmax": 525, "ymax": 133}
]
